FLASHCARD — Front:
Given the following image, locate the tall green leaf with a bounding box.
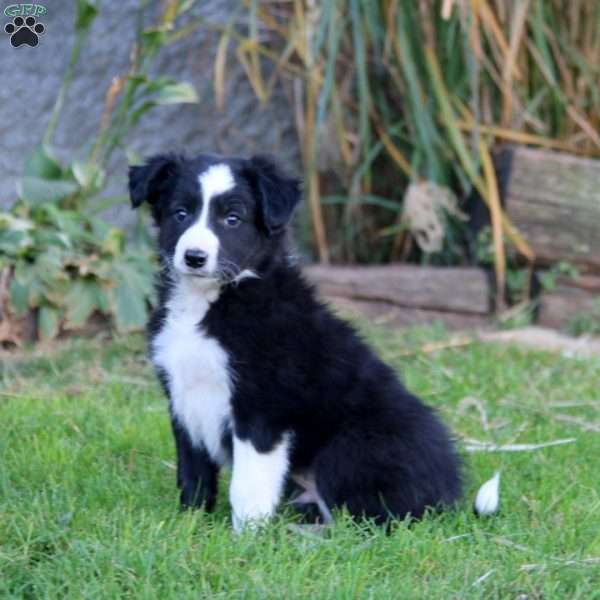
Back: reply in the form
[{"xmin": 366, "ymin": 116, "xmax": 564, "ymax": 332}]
[
  {"xmin": 112, "ymin": 278, "xmax": 147, "ymax": 332},
  {"xmin": 38, "ymin": 305, "xmax": 61, "ymax": 341},
  {"xmin": 23, "ymin": 145, "xmax": 63, "ymax": 179},
  {"xmin": 64, "ymin": 280, "xmax": 103, "ymax": 329},
  {"xmin": 16, "ymin": 177, "xmax": 79, "ymax": 205}
]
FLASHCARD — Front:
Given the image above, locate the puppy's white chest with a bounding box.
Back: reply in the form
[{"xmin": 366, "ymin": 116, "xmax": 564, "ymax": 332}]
[{"xmin": 152, "ymin": 283, "xmax": 232, "ymax": 465}]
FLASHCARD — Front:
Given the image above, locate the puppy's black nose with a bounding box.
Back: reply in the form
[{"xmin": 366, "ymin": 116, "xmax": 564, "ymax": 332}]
[{"xmin": 184, "ymin": 249, "xmax": 208, "ymax": 269}]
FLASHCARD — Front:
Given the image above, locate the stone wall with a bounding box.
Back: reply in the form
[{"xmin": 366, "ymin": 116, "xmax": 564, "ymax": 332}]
[{"xmin": 0, "ymin": 1, "xmax": 299, "ymax": 225}]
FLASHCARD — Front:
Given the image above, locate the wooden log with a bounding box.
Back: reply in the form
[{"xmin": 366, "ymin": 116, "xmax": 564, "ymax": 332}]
[
  {"xmin": 303, "ymin": 265, "xmax": 491, "ymax": 330},
  {"xmin": 498, "ymin": 146, "xmax": 600, "ymax": 272},
  {"xmin": 322, "ymin": 296, "xmax": 490, "ymax": 331},
  {"xmin": 537, "ymin": 274, "xmax": 600, "ymax": 330}
]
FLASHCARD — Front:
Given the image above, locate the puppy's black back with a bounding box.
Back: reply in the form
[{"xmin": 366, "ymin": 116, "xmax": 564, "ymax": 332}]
[{"xmin": 204, "ymin": 262, "xmax": 462, "ymax": 522}]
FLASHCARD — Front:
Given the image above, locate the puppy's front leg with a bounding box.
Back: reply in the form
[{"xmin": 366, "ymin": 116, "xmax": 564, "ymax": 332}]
[
  {"xmin": 229, "ymin": 432, "xmax": 290, "ymax": 532},
  {"xmin": 172, "ymin": 419, "xmax": 219, "ymax": 511}
]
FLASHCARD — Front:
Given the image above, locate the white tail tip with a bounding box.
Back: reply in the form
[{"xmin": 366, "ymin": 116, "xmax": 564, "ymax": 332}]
[{"xmin": 474, "ymin": 471, "xmax": 501, "ymax": 516}]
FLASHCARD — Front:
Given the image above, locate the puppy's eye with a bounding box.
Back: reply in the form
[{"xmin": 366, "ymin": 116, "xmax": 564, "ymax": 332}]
[
  {"xmin": 174, "ymin": 208, "xmax": 189, "ymax": 223},
  {"xmin": 224, "ymin": 213, "xmax": 241, "ymax": 228}
]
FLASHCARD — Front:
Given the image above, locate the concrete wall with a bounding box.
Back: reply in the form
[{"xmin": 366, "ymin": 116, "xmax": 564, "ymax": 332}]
[{"xmin": 0, "ymin": 1, "xmax": 299, "ymax": 224}]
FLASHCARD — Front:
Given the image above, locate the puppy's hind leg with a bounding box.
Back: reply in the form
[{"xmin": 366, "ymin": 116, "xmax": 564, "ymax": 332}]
[
  {"xmin": 314, "ymin": 420, "xmax": 462, "ymax": 524},
  {"xmin": 289, "ymin": 472, "xmax": 333, "ymax": 525},
  {"xmin": 313, "ymin": 430, "xmax": 408, "ymax": 524}
]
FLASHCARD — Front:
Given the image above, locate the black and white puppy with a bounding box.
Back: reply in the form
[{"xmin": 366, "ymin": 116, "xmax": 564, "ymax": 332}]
[{"xmin": 129, "ymin": 153, "xmax": 462, "ymax": 531}]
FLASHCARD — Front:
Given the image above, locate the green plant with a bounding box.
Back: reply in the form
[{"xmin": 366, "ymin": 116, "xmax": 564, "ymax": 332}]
[
  {"xmin": 0, "ymin": 202, "xmax": 154, "ymax": 341},
  {"xmin": 0, "ymin": 0, "xmax": 200, "ymax": 344}
]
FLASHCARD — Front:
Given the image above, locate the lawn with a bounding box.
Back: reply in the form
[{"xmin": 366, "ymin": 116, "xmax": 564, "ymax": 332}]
[{"xmin": 1, "ymin": 324, "xmax": 599, "ymax": 599}]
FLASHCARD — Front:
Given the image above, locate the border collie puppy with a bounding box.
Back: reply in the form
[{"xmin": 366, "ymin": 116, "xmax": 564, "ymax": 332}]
[{"xmin": 129, "ymin": 153, "xmax": 462, "ymax": 531}]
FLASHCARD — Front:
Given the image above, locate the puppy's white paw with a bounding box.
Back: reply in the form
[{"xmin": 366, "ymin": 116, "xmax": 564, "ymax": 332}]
[{"xmin": 229, "ymin": 434, "xmax": 290, "ymax": 533}]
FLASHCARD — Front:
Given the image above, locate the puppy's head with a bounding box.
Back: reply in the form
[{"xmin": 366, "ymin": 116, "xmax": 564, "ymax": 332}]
[{"xmin": 129, "ymin": 153, "xmax": 301, "ymax": 282}]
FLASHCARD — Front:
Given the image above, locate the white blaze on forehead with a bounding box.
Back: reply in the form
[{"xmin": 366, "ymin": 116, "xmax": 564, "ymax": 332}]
[
  {"xmin": 198, "ymin": 163, "xmax": 235, "ymax": 205},
  {"xmin": 173, "ymin": 163, "xmax": 235, "ymax": 276}
]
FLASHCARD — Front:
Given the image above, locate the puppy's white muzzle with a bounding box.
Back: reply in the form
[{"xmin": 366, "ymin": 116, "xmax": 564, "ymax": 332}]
[{"xmin": 173, "ymin": 220, "xmax": 219, "ymax": 277}]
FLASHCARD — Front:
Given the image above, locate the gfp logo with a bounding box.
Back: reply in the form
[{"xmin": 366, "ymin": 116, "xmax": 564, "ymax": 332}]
[{"xmin": 4, "ymin": 4, "xmax": 47, "ymax": 47}]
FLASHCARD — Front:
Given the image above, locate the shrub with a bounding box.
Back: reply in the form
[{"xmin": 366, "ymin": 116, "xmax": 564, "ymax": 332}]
[{"xmin": 0, "ymin": 0, "xmax": 199, "ymax": 344}]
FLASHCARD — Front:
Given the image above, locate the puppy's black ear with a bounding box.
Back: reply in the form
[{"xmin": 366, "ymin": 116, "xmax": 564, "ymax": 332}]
[
  {"xmin": 248, "ymin": 155, "xmax": 301, "ymax": 235},
  {"xmin": 128, "ymin": 154, "xmax": 180, "ymax": 209}
]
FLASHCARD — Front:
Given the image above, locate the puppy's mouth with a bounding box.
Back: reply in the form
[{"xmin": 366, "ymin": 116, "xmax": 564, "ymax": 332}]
[
  {"xmin": 168, "ymin": 259, "xmax": 217, "ymax": 281},
  {"xmin": 177, "ymin": 266, "xmax": 237, "ymax": 287},
  {"xmin": 178, "ymin": 267, "xmax": 218, "ymax": 281},
  {"xmin": 170, "ymin": 257, "xmax": 248, "ymax": 285},
  {"xmin": 185, "ymin": 270, "xmax": 213, "ymax": 278}
]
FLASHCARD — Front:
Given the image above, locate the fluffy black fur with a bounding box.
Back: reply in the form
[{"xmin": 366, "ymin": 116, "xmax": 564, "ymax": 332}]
[{"xmin": 130, "ymin": 153, "xmax": 462, "ymax": 523}]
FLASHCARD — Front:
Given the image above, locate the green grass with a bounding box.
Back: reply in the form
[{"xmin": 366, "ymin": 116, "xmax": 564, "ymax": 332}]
[{"xmin": 1, "ymin": 324, "xmax": 599, "ymax": 599}]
